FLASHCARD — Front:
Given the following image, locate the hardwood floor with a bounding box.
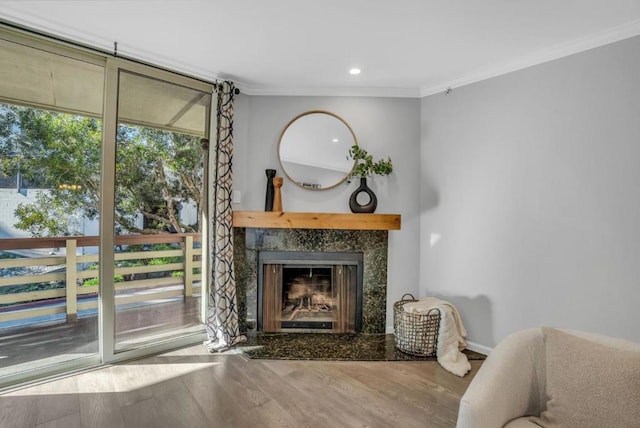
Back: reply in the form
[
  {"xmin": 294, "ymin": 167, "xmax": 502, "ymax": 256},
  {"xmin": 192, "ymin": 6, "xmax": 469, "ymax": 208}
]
[{"xmin": 0, "ymin": 344, "xmax": 482, "ymax": 428}]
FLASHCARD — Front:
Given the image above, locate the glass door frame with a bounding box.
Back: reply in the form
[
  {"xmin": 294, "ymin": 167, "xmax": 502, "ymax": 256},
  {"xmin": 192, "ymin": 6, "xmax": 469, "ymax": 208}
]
[
  {"xmin": 0, "ymin": 26, "xmax": 107, "ymax": 388},
  {"xmin": 100, "ymin": 59, "xmax": 213, "ymax": 364},
  {"xmin": 0, "ymin": 24, "xmax": 214, "ymax": 388}
]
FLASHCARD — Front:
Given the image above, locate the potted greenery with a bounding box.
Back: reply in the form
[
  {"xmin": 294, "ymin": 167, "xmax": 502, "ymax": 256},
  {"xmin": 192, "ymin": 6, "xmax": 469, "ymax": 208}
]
[{"xmin": 347, "ymin": 145, "xmax": 393, "ymax": 213}]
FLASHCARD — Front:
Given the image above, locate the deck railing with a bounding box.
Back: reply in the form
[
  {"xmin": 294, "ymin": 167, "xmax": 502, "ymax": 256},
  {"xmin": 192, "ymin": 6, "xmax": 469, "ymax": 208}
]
[{"xmin": 0, "ymin": 233, "xmax": 202, "ymax": 327}]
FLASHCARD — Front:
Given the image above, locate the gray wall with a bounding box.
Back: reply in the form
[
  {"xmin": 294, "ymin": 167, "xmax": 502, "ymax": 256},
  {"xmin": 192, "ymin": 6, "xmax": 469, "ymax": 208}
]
[
  {"xmin": 233, "ymin": 96, "xmax": 421, "ymax": 331},
  {"xmin": 421, "ymin": 35, "xmax": 640, "ymax": 348}
]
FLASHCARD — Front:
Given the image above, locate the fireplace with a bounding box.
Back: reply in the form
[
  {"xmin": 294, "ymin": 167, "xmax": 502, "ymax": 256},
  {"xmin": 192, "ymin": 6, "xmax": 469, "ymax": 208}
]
[
  {"xmin": 258, "ymin": 251, "xmax": 363, "ymax": 333},
  {"xmin": 234, "ymin": 227, "xmax": 390, "ymax": 334}
]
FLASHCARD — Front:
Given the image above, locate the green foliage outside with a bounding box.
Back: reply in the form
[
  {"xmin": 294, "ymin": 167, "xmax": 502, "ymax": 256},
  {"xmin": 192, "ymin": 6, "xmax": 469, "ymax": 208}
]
[
  {"xmin": 125, "ymin": 243, "xmax": 183, "ymax": 264},
  {"xmin": 80, "ymin": 244, "xmax": 186, "ymax": 286},
  {"xmin": 81, "ymin": 275, "xmax": 124, "ymax": 287},
  {"xmin": 0, "ymin": 104, "xmax": 203, "ymax": 306},
  {"xmin": 0, "ymin": 103, "xmax": 204, "ymax": 237}
]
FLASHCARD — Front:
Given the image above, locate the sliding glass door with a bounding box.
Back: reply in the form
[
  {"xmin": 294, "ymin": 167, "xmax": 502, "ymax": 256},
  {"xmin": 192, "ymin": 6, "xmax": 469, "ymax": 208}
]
[
  {"xmin": 0, "ymin": 32, "xmax": 104, "ymax": 386},
  {"xmin": 111, "ymin": 68, "xmax": 211, "ymax": 352},
  {"xmin": 0, "ymin": 26, "xmax": 213, "ymax": 388}
]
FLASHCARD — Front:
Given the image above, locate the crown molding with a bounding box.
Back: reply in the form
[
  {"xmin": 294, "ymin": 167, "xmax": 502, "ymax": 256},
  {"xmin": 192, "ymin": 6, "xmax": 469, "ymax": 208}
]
[
  {"xmin": 238, "ymin": 85, "xmax": 420, "ymax": 98},
  {"xmin": 0, "ymin": 8, "xmax": 221, "ymax": 84},
  {"xmin": 1, "ymin": 7, "xmax": 114, "ymax": 55},
  {"xmin": 1, "ymin": 8, "xmax": 419, "ymax": 98},
  {"xmin": 420, "ymin": 18, "xmax": 640, "ymax": 97}
]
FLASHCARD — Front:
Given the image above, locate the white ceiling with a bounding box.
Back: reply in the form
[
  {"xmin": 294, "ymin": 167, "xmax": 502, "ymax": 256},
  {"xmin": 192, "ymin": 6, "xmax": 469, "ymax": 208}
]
[{"xmin": 1, "ymin": 1, "xmax": 640, "ymax": 98}]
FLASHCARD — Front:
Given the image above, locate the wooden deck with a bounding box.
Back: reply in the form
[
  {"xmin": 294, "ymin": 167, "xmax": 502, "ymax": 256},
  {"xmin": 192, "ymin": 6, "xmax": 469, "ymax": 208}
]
[{"xmin": 0, "ymin": 297, "xmax": 202, "ymax": 379}]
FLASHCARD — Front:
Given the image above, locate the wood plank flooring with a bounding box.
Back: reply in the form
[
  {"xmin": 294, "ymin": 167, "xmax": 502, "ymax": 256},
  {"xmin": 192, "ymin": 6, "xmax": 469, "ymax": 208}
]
[{"xmin": 0, "ymin": 344, "xmax": 482, "ymax": 428}]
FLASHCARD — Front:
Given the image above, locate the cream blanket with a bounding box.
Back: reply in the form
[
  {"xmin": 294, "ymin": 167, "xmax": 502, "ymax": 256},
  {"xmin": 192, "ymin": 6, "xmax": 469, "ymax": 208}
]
[{"xmin": 402, "ymin": 297, "xmax": 471, "ymax": 377}]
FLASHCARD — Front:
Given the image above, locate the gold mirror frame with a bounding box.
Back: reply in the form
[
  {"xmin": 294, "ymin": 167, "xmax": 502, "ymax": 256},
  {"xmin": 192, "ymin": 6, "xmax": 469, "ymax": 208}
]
[{"xmin": 277, "ymin": 110, "xmax": 357, "ymax": 190}]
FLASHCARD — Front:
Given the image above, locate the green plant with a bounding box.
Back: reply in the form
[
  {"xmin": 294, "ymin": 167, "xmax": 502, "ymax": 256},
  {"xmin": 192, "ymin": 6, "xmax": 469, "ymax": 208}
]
[
  {"xmin": 148, "ymin": 258, "xmax": 167, "ymax": 266},
  {"xmin": 347, "ymin": 145, "xmax": 393, "ymax": 179},
  {"xmin": 147, "ymin": 244, "xmax": 182, "ymax": 265},
  {"xmin": 117, "ymin": 260, "xmax": 144, "ymax": 268},
  {"xmin": 81, "ymin": 275, "xmax": 124, "ymax": 286},
  {"xmin": 82, "ymin": 278, "xmax": 99, "ymax": 286}
]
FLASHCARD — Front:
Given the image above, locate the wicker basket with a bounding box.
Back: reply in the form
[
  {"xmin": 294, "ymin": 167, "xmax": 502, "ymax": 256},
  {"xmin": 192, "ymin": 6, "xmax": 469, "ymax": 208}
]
[{"xmin": 393, "ymin": 294, "xmax": 441, "ymax": 356}]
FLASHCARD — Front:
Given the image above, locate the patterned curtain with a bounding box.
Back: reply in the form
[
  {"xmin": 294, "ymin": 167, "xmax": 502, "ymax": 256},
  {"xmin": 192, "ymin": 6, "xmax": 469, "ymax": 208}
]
[{"xmin": 204, "ymin": 81, "xmax": 246, "ymax": 352}]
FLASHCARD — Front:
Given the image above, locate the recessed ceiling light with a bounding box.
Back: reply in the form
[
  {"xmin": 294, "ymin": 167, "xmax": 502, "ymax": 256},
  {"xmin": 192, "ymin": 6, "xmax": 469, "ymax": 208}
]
[
  {"xmin": 332, "ymin": 138, "xmax": 339, "ymax": 143},
  {"xmin": 349, "ymin": 68, "xmax": 361, "ymax": 75}
]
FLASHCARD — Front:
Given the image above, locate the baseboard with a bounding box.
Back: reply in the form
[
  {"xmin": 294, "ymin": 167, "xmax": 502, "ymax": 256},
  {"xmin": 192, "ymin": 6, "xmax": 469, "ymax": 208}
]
[
  {"xmin": 465, "ymin": 341, "xmax": 493, "ymax": 356},
  {"xmin": 386, "ymin": 325, "xmax": 493, "ymax": 356}
]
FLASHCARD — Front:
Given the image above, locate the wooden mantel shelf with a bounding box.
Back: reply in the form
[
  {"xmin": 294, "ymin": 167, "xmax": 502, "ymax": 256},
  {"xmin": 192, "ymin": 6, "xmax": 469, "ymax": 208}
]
[{"xmin": 232, "ymin": 211, "xmax": 401, "ymax": 231}]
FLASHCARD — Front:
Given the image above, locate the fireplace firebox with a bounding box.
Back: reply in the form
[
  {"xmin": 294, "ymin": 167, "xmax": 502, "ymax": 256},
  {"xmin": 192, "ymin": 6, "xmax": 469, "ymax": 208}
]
[{"xmin": 258, "ymin": 251, "xmax": 363, "ymax": 333}]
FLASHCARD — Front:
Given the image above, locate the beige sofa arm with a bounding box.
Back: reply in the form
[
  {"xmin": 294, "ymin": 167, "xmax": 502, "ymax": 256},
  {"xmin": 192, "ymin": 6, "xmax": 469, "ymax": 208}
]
[{"xmin": 456, "ymin": 328, "xmax": 545, "ymax": 428}]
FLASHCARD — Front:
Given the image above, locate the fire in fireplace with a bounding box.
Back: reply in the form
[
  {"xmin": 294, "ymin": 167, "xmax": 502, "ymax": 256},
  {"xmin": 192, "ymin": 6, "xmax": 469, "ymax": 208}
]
[{"xmin": 258, "ymin": 251, "xmax": 363, "ymax": 333}]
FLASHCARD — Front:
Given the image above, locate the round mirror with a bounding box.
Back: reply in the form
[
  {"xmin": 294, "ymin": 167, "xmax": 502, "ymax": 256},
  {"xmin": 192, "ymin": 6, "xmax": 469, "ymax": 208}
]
[{"xmin": 278, "ymin": 110, "xmax": 356, "ymax": 190}]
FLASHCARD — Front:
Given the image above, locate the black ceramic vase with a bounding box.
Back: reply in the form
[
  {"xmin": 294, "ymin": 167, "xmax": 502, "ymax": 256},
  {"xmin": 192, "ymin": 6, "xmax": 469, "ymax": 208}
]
[
  {"xmin": 265, "ymin": 169, "xmax": 276, "ymax": 211},
  {"xmin": 349, "ymin": 177, "xmax": 377, "ymax": 213}
]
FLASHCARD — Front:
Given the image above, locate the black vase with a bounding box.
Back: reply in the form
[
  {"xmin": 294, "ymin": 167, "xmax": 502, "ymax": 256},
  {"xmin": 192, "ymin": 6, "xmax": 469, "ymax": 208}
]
[
  {"xmin": 349, "ymin": 177, "xmax": 377, "ymax": 213},
  {"xmin": 265, "ymin": 169, "xmax": 276, "ymax": 211}
]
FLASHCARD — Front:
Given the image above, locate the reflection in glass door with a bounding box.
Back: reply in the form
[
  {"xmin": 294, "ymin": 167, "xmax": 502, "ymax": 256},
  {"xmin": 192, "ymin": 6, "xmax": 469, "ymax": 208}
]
[{"xmin": 113, "ymin": 70, "xmax": 211, "ymax": 352}]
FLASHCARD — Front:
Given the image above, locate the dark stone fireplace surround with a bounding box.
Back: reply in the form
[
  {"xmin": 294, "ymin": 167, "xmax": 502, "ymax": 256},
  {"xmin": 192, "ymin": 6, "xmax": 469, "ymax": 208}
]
[{"xmin": 234, "ymin": 227, "xmax": 389, "ymax": 334}]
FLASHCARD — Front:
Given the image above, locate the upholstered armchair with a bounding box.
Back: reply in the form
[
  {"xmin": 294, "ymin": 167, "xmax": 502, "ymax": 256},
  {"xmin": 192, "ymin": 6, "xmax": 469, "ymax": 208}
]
[{"xmin": 456, "ymin": 327, "xmax": 640, "ymax": 428}]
